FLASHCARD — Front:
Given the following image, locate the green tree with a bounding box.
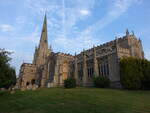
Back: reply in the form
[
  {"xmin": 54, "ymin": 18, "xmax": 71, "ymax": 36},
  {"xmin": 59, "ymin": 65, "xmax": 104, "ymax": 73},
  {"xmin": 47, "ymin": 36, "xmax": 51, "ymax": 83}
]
[
  {"xmin": 141, "ymin": 59, "xmax": 150, "ymax": 89},
  {"xmin": 0, "ymin": 49, "xmax": 16, "ymax": 89},
  {"xmin": 120, "ymin": 57, "xmax": 150, "ymax": 90}
]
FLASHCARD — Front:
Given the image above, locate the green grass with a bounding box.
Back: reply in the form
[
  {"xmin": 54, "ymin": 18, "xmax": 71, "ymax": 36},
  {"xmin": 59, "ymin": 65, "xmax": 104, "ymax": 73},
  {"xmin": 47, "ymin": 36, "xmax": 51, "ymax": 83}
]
[{"xmin": 0, "ymin": 88, "xmax": 150, "ymax": 113}]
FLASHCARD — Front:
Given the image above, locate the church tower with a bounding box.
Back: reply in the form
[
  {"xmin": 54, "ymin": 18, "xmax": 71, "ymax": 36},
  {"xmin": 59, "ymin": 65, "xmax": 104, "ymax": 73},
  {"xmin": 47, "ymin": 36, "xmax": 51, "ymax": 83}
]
[{"xmin": 33, "ymin": 14, "xmax": 49, "ymax": 66}]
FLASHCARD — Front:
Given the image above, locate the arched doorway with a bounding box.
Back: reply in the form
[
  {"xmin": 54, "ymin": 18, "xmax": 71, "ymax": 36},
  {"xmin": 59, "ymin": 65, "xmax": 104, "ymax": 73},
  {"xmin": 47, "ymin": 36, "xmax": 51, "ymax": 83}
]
[
  {"xmin": 31, "ymin": 79, "xmax": 35, "ymax": 85},
  {"xmin": 26, "ymin": 82, "xmax": 30, "ymax": 86}
]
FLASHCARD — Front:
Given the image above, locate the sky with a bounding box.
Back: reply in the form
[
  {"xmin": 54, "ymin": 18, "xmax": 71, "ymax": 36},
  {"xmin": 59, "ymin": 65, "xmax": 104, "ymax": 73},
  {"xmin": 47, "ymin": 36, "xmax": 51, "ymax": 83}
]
[{"xmin": 0, "ymin": 0, "xmax": 150, "ymax": 75}]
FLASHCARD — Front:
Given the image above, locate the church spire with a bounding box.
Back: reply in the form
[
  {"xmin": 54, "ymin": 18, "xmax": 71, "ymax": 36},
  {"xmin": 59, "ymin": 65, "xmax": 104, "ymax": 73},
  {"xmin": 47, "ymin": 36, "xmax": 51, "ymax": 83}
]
[
  {"xmin": 39, "ymin": 13, "xmax": 48, "ymax": 49},
  {"xmin": 126, "ymin": 29, "xmax": 129, "ymax": 36},
  {"xmin": 35, "ymin": 13, "xmax": 49, "ymax": 66}
]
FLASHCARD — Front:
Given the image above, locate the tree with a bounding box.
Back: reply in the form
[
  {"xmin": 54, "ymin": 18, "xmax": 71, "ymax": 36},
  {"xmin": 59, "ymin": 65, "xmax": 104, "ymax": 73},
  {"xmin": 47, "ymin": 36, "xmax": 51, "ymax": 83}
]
[
  {"xmin": 0, "ymin": 49, "xmax": 16, "ymax": 89},
  {"xmin": 141, "ymin": 59, "xmax": 150, "ymax": 89},
  {"xmin": 120, "ymin": 57, "xmax": 150, "ymax": 90}
]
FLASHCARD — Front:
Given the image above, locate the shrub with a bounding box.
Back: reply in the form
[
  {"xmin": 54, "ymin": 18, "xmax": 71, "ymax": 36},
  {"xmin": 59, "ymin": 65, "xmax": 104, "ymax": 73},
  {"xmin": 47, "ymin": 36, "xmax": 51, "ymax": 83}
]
[
  {"xmin": 64, "ymin": 78, "xmax": 76, "ymax": 88},
  {"xmin": 141, "ymin": 60, "xmax": 150, "ymax": 90},
  {"xmin": 93, "ymin": 76, "xmax": 110, "ymax": 88},
  {"xmin": 121, "ymin": 74, "xmax": 142, "ymax": 90},
  {"xmin": 120, "ymin": 57, "xmax": 150, "ymax": 90}
]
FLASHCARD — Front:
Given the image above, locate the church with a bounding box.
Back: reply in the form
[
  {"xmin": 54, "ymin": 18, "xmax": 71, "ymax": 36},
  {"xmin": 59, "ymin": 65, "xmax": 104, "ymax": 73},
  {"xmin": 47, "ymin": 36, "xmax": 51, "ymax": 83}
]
[{"xmin": 16, "ymin": 14, "xmax": 144, "ymax": 89}]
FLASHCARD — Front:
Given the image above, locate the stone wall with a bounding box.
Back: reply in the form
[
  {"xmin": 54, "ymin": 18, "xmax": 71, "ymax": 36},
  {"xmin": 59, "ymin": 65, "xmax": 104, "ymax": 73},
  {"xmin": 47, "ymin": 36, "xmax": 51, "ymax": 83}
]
[{"xmin": 18, "ymin": 63, "xmax": 36, "ymax": 89}]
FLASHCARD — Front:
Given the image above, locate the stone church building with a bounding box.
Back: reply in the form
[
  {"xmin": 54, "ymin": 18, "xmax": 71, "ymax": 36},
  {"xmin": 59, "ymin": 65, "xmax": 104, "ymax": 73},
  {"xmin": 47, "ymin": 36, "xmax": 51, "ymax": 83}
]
[{"xmin": 16, "ymin": 15, "xmax": 144, "ymax": 89}]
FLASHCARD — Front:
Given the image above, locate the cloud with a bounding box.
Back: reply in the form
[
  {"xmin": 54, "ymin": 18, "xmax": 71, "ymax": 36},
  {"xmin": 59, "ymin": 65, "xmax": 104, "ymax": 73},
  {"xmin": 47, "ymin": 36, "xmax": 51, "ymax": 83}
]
[
  {"xmin": 10, "ymin": 50, "xmax": 33, "ymax": 75},
  {"xmin": 82, "ymin": 0, "xmax": 142, "ymax": 36},
  {"xmin": 54, "ymin": 0, "xmax": 142, "ymax": 54},
  {"xmin": 25, "ymin": 0, "xmax": 60, "ymax": 15},
  {"xmin": 0, "ymin": 24, "xmax": 14, "ymax": 32},
  {"xmin": 0, "ymin": 25, "xmax": 40, "ymax": 75},
  {"xmin": 80, "ymin": 9, "xmax": 90, "ymax": 16},
  {"xmin": 25, "ymin": 0, "xmax": 96, "ymax": 32},
  {"xmin": 22, "ymin": 26, "xmax": 40, "ymax": 44},
  {"xmin": 52, "ymin": 33, "xmax": 100, "ymax": 54}
]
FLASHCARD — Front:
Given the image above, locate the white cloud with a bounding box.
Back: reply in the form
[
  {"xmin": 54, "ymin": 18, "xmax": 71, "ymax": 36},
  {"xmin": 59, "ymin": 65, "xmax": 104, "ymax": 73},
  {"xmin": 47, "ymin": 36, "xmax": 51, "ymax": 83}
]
[
  {"xmin": 80, "ymin": 9, "xmax": 90, "ymax": 16},
  {"xmin": 80, "ymin": 0, "xmax": 142, "ymax": 37},
  {"xmin": 22, "ymin": 26, "xmax": 40, "ymax": 44},
  {"xmin": 10, "ymin": 50, "xmax": 33, "ymax": 76},
  {"xmin": 25, "ymin": 0, "xmax": 96, "ymax": 33},
  {"xmin": 52, "ymin": 34, "xmax": 100, "ymax": 54},
  {"xmin": 25, "ymin": 0, "xmax": 60, "ymax": 15},
  {"xmin": 0, "ymin": 25, "xmax": 40, "ymax": 75},
  {"xmin": 0, "ymin": 24, "xmax": 14, "ymax": 32}
]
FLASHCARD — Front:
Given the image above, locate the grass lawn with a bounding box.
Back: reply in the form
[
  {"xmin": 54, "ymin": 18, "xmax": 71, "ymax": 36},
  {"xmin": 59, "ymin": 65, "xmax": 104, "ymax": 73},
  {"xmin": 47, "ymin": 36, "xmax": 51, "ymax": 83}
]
[{"xmin": 0, "ymin": 88, "xmax": 150, "ymax": 113}]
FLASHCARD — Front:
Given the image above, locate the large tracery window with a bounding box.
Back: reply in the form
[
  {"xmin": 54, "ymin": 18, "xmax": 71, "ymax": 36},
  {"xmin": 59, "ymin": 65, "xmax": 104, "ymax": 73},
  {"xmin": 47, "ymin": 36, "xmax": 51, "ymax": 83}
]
[
  {"xmin": 99, "ymin": 63, "xmax": 109, "ymax": 77},
  {"xmin": 97, "ymin": 56, "xmax": 110, "ymax": 77},
  {"xmin": 106, "ymin": 63, "xmax": 109, "ymax": 76},
  {"xmin": 78, "ymin": 70, "xmax": 83, "ymax": 81},
  {"xmin": 87, "ymin": 67, "xmax": 94, "ymax": 78},
  {"xmin": 101, "ymin": 64, "xmax": 104, "ymax": 76}
]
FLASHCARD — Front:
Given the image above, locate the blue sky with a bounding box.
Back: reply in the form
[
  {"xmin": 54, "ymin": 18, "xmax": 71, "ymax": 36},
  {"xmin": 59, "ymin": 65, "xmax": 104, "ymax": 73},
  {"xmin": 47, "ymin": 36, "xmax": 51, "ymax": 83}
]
[{"xmin": 0, "ymin": 0, "xmax": 150, "ymax": 75}]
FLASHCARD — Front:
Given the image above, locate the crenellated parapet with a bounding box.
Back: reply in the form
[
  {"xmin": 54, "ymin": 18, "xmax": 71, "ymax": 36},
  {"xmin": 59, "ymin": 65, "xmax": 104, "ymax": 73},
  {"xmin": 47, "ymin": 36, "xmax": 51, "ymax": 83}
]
[
  {"xmin": 19, "ymin": 63, "xmax": 36, "ymax": 75},
  {"xmin": 56, "ymin": 52, "xmax": 74, "ymax": 58},
  {"xmin": 21, "ymin": 63, "xmax": 36, "ymax": 67},
  {"xmin": 74, "ymin": 30, "xmax": 143, "ymax": 61}
]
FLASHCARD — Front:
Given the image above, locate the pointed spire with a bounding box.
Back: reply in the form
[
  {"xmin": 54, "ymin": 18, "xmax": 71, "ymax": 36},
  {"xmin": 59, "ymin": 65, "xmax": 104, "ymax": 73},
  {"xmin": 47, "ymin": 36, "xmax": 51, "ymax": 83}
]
[
  {"xmin": 139, "ymin": 37, "xmax": 141, "ymax": 42},
  {"xmin": 132, "ymin": 30, "xmax": 135, "ymax": 36},
  {"xmin": 115, "ymin": 36, "xmax": 118, "ymax": 40},
  {"xmin": 93, "ymin": 45, "xmax": 96, "ymax": 52},
  {"xmin": 42, "ymin": 13, "xmax": 47, "ymax": 33},
  {"xmin": 39, "ymin": 13, "xmax": 48, "ymax": 49},
  {"xmin": 126, "ymin": 29, "xmax": 129, "ymax": 36},
  {"xmin": 35, "ymin": 46, "xmax": 38, "ymax": 53},
  {"xmin": 35, "ymin": 13, "xmax": 49, "ymax": 66},
  {"xmin": 49, "ymin": 45, "xmax": 53, "ymax": 52},
  {"xmin": 75, "ymin": 52, "xmax": 77, "ymax": 56},
  {"xmin": 35, "ymin": 46, "xmax": 37, "ymax": 50}
]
